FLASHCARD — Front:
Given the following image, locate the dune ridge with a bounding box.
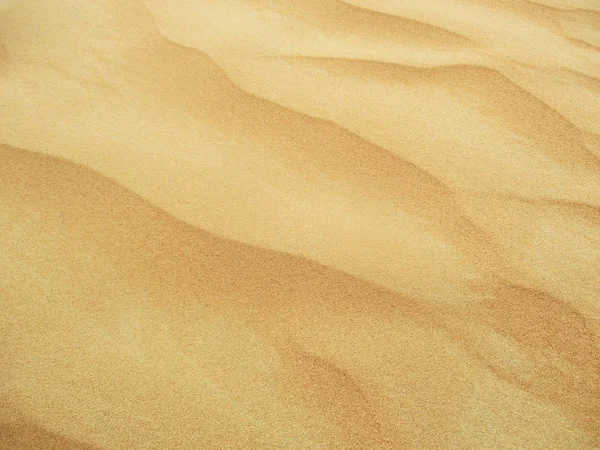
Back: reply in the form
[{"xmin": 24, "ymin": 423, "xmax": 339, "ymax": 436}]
[{"xmin": 1, "ymin": 0, "xmax": 599, "ymax": 448}]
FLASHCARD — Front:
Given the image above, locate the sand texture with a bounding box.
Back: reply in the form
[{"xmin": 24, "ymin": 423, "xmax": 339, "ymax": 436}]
[{"xmin": 1, "ymin": 0, "xmax": 600, "ymax": 448}]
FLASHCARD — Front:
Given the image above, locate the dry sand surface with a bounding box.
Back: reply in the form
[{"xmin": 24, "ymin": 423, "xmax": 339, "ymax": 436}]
[{"xmin": 1, "ymin": 0, "xmax": 600, "ymax": 448}]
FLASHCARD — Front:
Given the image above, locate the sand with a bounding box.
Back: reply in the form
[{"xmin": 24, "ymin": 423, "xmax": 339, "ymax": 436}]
[{"xmin": 1, "ymin": 0, "xmax": 599, "ymax": 448}]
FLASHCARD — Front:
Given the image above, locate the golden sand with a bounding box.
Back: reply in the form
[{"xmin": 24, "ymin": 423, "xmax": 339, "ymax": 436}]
[{"xmin": 1, "ymin": 0, "xmax": 599, "ymax": 448}]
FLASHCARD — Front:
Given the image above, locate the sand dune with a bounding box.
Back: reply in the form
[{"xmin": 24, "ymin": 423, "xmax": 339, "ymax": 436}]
[{"xmin": 1, "ymin": 0, "xmax": 599, "ymax": 448}]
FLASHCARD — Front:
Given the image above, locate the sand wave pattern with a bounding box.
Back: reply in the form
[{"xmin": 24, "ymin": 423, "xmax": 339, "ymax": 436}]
[{"xmin": 1, "ymin": 0, "xmax": 599, "ymax": 448}]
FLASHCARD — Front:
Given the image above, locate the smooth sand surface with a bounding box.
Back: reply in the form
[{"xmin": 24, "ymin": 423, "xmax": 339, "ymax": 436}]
[{"xmin": 1, "ymin": 0, "xmax": 599, "ymax": 448}]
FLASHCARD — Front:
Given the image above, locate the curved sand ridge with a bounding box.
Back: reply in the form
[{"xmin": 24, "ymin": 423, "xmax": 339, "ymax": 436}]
[{"xmin": 1, "ymin": 0, "xmax": 599, "ymax": 448}]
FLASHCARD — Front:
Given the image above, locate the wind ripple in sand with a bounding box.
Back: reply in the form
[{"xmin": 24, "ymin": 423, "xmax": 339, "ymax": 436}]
[{"xmin": 1, "ymin": 0, "xmax": 599, "ymax": 448}]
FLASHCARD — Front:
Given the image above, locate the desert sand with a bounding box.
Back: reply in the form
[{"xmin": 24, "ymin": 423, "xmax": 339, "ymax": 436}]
[{"xmin": 1, "ymin": 0, "xmax": 599, "ymax": 448}]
